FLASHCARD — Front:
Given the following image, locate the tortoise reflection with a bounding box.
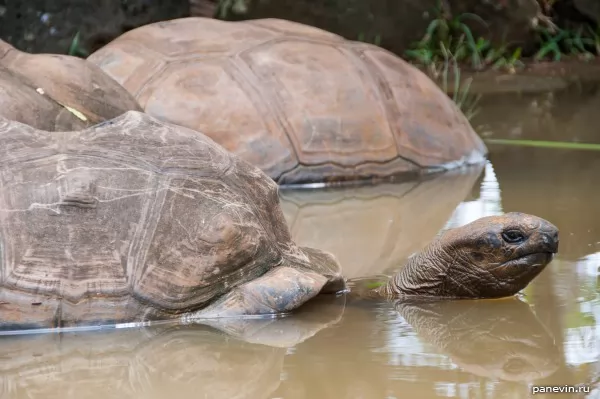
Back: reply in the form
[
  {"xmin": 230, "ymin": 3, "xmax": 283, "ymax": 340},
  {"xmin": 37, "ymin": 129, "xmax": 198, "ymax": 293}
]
[
  {"xmin": 394, "ymin": 298, "xmax": 560, "ymax": 382},
  {"xmin": 0, "ymin": 295, "xmax": 345, "ymax": 399},
  {"xmin": 273, "ymin": 296, "xmax": 561, "ymax": 398}
]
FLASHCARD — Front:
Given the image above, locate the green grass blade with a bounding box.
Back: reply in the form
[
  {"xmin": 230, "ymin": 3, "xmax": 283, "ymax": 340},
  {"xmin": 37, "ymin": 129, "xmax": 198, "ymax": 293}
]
[
  {"xmin": 365, "ymin": 281, "xmax": 386, "ymax": 289},
  {"xmin": 454, "ymin": 57, "xmax": 461, "ymax": 99},
  {"xmin": 485, "ymin": 139, "xmax": 600, "ymax": 151},
  {"xmin": 441, "ymin": 44, "xmax": 450, "ymax": 92},
  {"xmin": 68, "ymin": 31, "xmax": 81, "ymax": 56},
  {"xmin": 457, "ymin": 12, "xmax": 488, "ymax": 28},
  {"xmin": 456, "ymin": 76, "xmax": 471, "ymax": 105},
  {"xmin": 492, "ymin": 57, "xmax": 506, "ymax": 69},
  {"xmin": 458, "ymin": 24, "xmax": 481, "ymax": 68},
  {"xmin": 510, "ymin": 47, "xmax": 522, "ymax": 62},
  {"xmin": 421, "ymin": 19, "xmax": 441, "ymax": 44}
]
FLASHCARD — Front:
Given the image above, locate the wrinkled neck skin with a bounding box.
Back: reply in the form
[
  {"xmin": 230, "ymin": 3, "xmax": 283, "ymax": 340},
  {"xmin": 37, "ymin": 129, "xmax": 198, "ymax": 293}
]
[{"xmin": 376, "ymin": 241, "xmax": 468, "ymax": 299}]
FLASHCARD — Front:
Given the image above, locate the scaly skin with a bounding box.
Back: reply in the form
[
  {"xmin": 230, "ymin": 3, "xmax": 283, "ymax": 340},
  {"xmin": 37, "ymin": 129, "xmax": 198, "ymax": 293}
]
[{"xmin": 376, "ymin": 212, "xmax": 559, "ymax": 300}]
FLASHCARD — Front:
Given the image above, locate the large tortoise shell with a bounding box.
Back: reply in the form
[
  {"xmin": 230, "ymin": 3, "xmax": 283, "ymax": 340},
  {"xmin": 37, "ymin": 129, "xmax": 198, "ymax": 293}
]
[
  {"xmin": 0, "ymin": 111, "xmax": 316, "ymax": 329},
  {"xmin": 88, "ymin": 17, "xmax": 487, "ymax": 185},
  {"xmin": 0, "ymin": 40, "xmax": 141, "ymax": 131}
]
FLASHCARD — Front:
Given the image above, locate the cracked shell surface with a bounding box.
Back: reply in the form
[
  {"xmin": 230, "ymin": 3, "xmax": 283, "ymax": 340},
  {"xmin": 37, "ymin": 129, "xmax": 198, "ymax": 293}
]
[
  {"xmin": 0, "ymin": 111, "xmax": 341, "ymax": 331},
  {"xmin": 88, "ymin": 17, "xmax": 487, "ymax": 185},
  {"xmin": 0, "ymin": 39, "xmax": 141, "ymax": 131}
]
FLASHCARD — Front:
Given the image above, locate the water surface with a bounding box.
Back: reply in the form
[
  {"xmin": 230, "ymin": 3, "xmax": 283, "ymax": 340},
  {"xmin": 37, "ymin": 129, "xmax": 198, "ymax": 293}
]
[{"xmin": 1, "ymin": 86, "xmax": 599, "ymax": 398}]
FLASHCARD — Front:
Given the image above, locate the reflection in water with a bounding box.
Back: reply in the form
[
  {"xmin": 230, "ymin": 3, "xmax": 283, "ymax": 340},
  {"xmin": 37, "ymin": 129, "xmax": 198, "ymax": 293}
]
[
  {"xmin": 577, "ymin": 253, "xmax": 600, "ymax": 279},
  {"xmin": 393, "ymin": 298, "xmax": 560, "ymax": 382},
  {"xmin": 0, "ymin": 295, "xmax": 345, "ymax": 399},
  {"xmin": 273, "ymin": 297, "xmax": 561, "ymax": 399},
  {"xmin": 553, "ymin": 253, "xmax": 599, "ymax": 373},
  {"xmin": 280, "ymin": 167, "xmax": 483, "ymax": 278},
  {"xmin": 444, "ymin": 161, "xmax": 503, "ymax": 229}
]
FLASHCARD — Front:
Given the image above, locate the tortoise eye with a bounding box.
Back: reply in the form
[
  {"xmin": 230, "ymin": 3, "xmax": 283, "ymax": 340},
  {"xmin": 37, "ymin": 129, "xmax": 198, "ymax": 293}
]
[{"xmin": 502, "ymin": 230, "xmax": 526, "ymax": 244}]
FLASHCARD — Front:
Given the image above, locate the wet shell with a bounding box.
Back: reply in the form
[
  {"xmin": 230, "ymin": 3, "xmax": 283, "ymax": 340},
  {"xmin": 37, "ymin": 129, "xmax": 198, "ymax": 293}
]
[
  {"xmin": 0, "ymin": 111, "xmax": 340, "ymax": 331},
  {"xmin": 88, "ymin": 17, "xmax": 487, "ymax": 185}
]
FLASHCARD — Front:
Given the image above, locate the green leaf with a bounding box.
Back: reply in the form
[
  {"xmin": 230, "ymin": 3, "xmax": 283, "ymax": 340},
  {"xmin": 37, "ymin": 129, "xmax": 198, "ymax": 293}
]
[
  {"xmin": 456, "ymin": 12, "xmax": 488, "ymax": 28},
  {"xmin": 68, "ymin": 31, "xmax": 81, "ymax": 56},
  {"xmin": 365, "ymin": 281, "xmax": 386, "ymax": 289}
]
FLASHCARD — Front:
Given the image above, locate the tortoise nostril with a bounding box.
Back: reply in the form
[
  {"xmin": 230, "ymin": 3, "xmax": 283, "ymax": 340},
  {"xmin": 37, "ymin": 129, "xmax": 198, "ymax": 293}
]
[
  {"xmin": 546, "ymin": 232, "xmax": 559, "ymax": 253},
  {"xmin": 551, "ymin": 232, "xmax": 559, "ymax": 248}
]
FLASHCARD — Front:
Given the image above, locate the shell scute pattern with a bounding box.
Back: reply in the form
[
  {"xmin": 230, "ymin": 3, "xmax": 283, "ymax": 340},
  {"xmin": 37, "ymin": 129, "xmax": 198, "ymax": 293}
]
[
  {"xmin": 0, "ymin": 112, "xmax": 305, "ymax": 327},
  {"xmin": 88, "ymin": 17, "xmax": 486, "ymax": 184},
  {"xmin": 0, "ymin": 39, "xmax": 141, "ymax": 131},
  {"xmin": 133, "ymin": 176, "xmax": 281, "ymax": 311},
  {"xmin": 237, "ymin": 38, "xmax": 400, "ymax": 165},
  {"xmin": 137, "ymin": 59, "xmax": 298, "ymax": 177}
]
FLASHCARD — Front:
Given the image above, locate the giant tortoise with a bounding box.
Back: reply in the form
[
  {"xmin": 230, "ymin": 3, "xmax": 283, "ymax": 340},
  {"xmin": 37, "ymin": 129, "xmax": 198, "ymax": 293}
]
[
  {"xmin": 0, "ymin": 39, "xmax": 141, "ymax": 131},
  {"xmin": 0, "ymin": 110, "xmax": 558, "ymax": 333},
  {"xmin": 0, "ymin": 110, "xmax": 343, "ymax": 331},
  {"xmin": 88, "ymin": 17, "xmax": 487, "ymax": 185}
]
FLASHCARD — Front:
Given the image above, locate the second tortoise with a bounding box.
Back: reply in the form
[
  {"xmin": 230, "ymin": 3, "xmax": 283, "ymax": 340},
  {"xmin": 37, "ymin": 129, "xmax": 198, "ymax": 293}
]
[
  {"xmin": 0, "ymin": 39, "xmax": 141, "ymax": 131},
  {"xmin": 88, "ymin": 17, "xmax": 487, "ymax": 185}
]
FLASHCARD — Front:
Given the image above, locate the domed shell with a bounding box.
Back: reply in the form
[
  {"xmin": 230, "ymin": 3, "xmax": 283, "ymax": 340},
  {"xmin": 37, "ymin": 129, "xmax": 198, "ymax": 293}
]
[
  {"xmin": 0, "ymin": 111, "xmax": 334, "ymax": 330},
  {"xmin": 88, "ymin": 17, "xmax": 487, "ymax": 185},
  {"xmin": 0, "ymin": 40, "xmax": 141, "ymax": 131}
]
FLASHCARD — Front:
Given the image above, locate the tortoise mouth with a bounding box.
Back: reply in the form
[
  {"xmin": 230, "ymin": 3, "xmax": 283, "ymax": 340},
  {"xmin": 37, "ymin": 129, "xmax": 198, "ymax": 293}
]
[
  {"xmin": 483, "ymin": 252, "xmax": 555, "ymax": 297},
  {"xmin": 502, "ymin": 252, "xmax": 554, "ymax": 271}
]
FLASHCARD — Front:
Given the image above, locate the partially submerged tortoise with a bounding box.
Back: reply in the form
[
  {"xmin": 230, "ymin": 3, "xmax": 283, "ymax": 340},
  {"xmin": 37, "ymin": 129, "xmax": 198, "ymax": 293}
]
[
  {"xmin": 0, "ymin": 112, "xmax": 557, "ymax": 332},
  {"xmin": 0, "ymin": 111, "xmax": 343, "ymax": 331},
  {"xmin": 88, "ymin": 17, "xmax": 487, "ymax": 185},
  {"xmin": 0, "ymin": 39, "xmax": 141, "ymax": 131}
]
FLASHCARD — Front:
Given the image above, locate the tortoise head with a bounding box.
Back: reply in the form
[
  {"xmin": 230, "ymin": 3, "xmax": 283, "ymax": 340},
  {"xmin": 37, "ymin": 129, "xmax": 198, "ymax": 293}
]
[{"xmin": 385, "ymin": 212, "xmax": 559, "ymax": 299}]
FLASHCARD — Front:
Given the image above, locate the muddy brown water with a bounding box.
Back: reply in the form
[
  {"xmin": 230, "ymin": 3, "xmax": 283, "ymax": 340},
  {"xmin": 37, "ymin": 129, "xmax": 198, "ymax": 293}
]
[{"xmin": 1, "ymin": 86, "xmax": 600, "ymax": 399}]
